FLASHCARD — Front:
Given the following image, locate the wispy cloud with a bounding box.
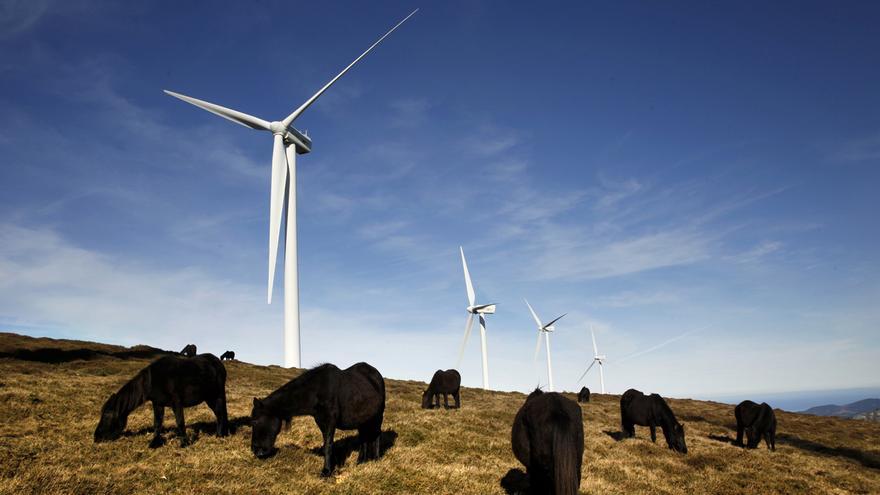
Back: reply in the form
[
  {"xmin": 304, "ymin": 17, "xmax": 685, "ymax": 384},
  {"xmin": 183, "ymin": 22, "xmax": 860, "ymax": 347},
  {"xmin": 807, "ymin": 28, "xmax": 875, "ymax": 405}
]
[
  {"xmin": 463, "ymin": 125, "xmax": 522, "ymax": 156},
  {"xmin": 388, "ymin": 97, "xmax": 430, "ymax": 128},
  {"xmin": 832, "ymin": 131, "xmax": 880, "ymax": 162},
  {"xmin": 0, "ymin": 0, "xmax": 50, "ymax": 39},
  {"xmin": 0, "ymin": 222, "xmax": 279, "ymax": 360}
]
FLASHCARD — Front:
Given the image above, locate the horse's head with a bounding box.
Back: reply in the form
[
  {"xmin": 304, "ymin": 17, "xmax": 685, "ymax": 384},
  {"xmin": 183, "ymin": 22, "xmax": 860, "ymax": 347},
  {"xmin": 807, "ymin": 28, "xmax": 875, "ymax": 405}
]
[
  {"xmin": 421, "ymin": 389, "xmax": 433, "ymax": 409},
  {"xmin": 94, "ymin": 393, "xmax": 127, "ymax": 442},
  {"xmin": 669, "ymin": 422, "xmax": 688, "ymax": 454},
  {"xmin": 250, "ymin": 397, "xmax": 281, "ymax": 459}
]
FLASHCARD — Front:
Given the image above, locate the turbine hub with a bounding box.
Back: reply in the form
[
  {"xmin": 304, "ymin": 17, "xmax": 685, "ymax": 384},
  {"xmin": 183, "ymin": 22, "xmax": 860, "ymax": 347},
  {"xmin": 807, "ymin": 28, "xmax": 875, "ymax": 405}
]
[{"xmin": 269, "ymin": 121, "xmax": 287, "ymax": 135}]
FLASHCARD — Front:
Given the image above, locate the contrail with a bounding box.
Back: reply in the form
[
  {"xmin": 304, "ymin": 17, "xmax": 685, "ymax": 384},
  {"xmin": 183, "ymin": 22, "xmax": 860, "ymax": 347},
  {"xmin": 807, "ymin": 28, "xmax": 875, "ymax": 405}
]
[{"xmin": 610, "ymin": 324, "xmax": 713, "ymax": 366}]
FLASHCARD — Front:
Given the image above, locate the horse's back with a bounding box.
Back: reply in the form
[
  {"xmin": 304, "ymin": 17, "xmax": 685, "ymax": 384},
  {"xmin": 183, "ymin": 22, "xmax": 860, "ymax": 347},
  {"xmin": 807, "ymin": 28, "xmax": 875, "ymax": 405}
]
[
  {"xmin": 149, "ymin": 354, "xmax": 226, "ymax": 404},
  {"xmin": 334, "ymin": 362, "xmax": 385, "ymax": 426},
  {"xmin": 345, "ymin": 362, "xmax": 384, "ymax": 395},
  {"xmin": 430, "ymin": 369, "xmax": 461, "ymax": 392},
  {"xmin": 735, "ymin": 400, "xmax": 761, "ymax": 425}
]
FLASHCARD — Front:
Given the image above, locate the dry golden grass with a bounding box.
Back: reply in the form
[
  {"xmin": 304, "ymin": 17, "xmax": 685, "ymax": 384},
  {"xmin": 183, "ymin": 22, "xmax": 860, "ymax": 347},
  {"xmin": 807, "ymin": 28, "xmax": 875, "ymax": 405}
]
[{"xmin": 1, "ymin": 332, "xmax": 879, "ymax": 494}]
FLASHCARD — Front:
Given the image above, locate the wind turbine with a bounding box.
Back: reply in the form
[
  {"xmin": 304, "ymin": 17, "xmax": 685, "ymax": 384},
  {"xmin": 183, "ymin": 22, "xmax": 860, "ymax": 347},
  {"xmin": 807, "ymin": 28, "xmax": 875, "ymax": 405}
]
[
  {"xmin": 577, "ymin": 325, "xmax": 606, "ymax": 393},
  {"xmin": 163, "ymin": 10, "xmax": 418, "ymax": 368},
  {"xmin": 524, "ymin": 299, "xmax": 565, "ymax": 392},
  {"xmin": 456, "ymin": 247, "xmax": 496, "ymax": 389}
]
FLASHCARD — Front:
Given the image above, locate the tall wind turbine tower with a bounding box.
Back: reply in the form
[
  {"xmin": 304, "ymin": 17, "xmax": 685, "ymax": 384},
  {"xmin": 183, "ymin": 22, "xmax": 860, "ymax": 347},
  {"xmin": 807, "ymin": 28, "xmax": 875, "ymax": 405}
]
[
  {"xmin": 578, "ymin": 325, "xmax": 606, "ymax": 393},
  {"xmin": 456, "ymin": 247, "xmax": 496, "ymax": 389},
  {"xmin": 525, "ymin": 299, "xmax": 565, "ymax": 392},
  {"xmin": 164, "ymin": 10, "xmax": 418, "ymax": 368}
]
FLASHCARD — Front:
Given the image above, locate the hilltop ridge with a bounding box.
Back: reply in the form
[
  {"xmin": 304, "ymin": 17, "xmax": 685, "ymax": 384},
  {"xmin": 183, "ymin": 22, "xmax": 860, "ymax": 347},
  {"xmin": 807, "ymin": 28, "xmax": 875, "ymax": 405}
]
[{"xmin": 1, "ymin": 332, "xmax": 879, "ymax": 494}]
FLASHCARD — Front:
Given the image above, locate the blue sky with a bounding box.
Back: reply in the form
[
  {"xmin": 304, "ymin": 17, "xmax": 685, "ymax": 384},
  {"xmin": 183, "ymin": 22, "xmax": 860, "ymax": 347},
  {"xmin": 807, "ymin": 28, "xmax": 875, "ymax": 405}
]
[{"xmin": 1, "ymin": 1, "xmax": 878, "ymax": 401}]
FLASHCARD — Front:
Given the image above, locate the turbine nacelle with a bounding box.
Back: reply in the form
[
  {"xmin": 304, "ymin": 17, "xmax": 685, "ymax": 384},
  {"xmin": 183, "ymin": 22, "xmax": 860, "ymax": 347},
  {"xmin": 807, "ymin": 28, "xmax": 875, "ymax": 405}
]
[{"xmin": 467, "ymin": 304, "xmax": 496, "ymax": 314}]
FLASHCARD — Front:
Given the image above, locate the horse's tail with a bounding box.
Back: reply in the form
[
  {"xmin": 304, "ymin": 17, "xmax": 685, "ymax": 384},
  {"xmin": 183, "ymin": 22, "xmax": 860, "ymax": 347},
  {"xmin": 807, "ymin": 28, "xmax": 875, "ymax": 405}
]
[{"xmin": 552, "ymin": 418, "xmax": 580, "ymax": 495}]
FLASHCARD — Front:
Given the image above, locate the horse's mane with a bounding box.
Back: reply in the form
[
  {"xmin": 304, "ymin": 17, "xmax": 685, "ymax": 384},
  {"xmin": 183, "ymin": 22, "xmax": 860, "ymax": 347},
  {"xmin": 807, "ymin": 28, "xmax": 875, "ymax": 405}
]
[
  {"xmin": 527, "ymin": 387, "xmax": 544, "ymax": 400},
  {"xmin": 109, "ymin": 367, "xmax": 151, "ymax": 418}
]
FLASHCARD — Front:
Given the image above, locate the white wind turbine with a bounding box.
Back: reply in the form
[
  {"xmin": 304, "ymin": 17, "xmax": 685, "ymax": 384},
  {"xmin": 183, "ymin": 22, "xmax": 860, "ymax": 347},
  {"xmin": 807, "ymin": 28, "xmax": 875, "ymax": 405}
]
[
  {"xmin": 163, "ymin": 10, "xmax": 418, "ymax": 368},
  {"xmin": 577, "ymin": 325, "xmax": 606, "ymax": 393},
  {"xmin": 456, "ymin": 247, "xmax": 496, "ymax": 389},
  {"xmin": 524, "ymin": 300, "xmax": 565, "ymax": 392}
]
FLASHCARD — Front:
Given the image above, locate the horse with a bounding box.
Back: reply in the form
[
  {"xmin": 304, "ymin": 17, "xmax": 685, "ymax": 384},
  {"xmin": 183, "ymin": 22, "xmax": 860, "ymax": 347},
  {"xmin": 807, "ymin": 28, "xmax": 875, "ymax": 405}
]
[
  {"xmin": 511, "ymin": 389, "xmax": 584, "ymax": 495},
  {"xmin": 421, "ymin": 369, "xmax": 461, "ymax": 409},
  {"xmin": 180, "ymin": 344, "xmax": 197, "ymax": 357},
  {"xmin": 220, "ymin": 350, "xmax": 235, "ymax": 361},
  {"xmin": 735, "ymin": 400, "xmax": 776, "ymax": 451},
  {"xmin": 620, "ymin": 388, "xmax": 687, "ymax": 454},
  {"xmin": 577, "ymin": 387, "xmax": 590, "ymax": 403},
  {"xmin": 250, "ymin": 362, "xmax": 385, "ymax": 477},
  {"xmin": 94, "ymin": 353, "xmax": 228, "ymax": 448}
]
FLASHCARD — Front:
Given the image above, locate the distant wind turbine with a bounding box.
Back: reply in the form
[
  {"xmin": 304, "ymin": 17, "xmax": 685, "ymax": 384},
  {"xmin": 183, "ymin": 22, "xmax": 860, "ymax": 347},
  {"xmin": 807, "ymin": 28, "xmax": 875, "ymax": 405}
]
[
  {"xmin": 578, "ymin": 325, "xmax": 606, "ymax": 393},
  {"xmin": 456, "ymin": 247, "xmax": 496, "ymax": 389},
  {"xmin": 525, "ymin": 299, "xmax": 565, "ymax": 392},
  {"xmin": 163, "ymin": 10, "xmax": 418, "ymax": 368}
]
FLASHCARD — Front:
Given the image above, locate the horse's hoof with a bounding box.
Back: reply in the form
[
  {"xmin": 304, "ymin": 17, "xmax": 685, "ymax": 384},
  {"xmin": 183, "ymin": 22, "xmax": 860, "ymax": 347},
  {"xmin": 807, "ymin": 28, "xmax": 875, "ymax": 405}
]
[
  {"xmin": 320, "ymin": 468, "xmax": 332, "ymax": 478},
  {"xmin": 149, "ymin": 437, "xmax": 165, "ymax": 449}
]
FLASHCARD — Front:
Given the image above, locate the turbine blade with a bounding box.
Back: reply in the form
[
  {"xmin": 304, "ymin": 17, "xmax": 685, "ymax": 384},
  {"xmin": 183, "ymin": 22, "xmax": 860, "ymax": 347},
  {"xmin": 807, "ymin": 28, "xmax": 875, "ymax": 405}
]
[
  {"xmin": 456, "ymin": 313, "xmax": 475, "ymax": 367},
  {"xmin": 534, "ymin": 331, "xmax": 543, "ymax": 362},
  {"xmin": 267, "ymin": 134, "xmax": 288, "ymax": 303},
  {"xmin": 543, "ymin": 313, "xmax": 566, "ymax": 330},
  {"xmin": 164, "ymin": 90, "xmax": 271, "ymax": 131},
  {"xmin": 460, "ymin": 246, "xmax": 475, "ymax": 307},
  {"xmin": 524, "ymin": 299, "xmax": 542, "ymax": 328},
  {"xmin": 281, "ymin": 9, "xmax": 418, "ymax": 127},
  {"xmin": 578, "ymin": 360, "xmax": 596, "ymax": 383},
  {"xmin": 591, "ymin": 325, "xmax": 599, "ymax": 357}
]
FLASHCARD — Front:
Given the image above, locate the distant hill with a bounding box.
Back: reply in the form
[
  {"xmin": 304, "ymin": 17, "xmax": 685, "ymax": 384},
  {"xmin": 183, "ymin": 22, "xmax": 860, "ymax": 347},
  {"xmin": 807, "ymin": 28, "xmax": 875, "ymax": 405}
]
[{"xmin": 801, "ymin": 398, "xmax": 880, "ymax": 418}]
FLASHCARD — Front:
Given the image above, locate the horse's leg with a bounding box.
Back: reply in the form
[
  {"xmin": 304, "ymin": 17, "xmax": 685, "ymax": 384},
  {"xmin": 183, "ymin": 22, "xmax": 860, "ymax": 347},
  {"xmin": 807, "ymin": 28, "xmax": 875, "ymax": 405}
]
[
  {"xmin": 770, "ymin": 429, "xmax": 776, "ymax": 451},
  {"xmin": 210, "ymin": 392, "xmax": 229, "ymax": 437},
  {"xmin": 443, "ymin": 393, "xmax": 449, "ymax": 409},
  {"xmin": 149, "ymin": 402, "xmax": 165, "ymax": 448},
  {"xmin": 433, "ymin": 393, "xmax": 440, "ymax": 409},
  {"xmin": 745, "ymin": 428, "xmax": 757, "ymax": 449},
  {"xmin": 172, "ymin": 402, "xmax": 188, "ymax": 447},
  {"xmin": 320, "ymin": 421, "xmax": 336, "ymax": 477},
  {"xmin": 369, "ymin": 414, "xmax": 383, "ymax": 460},
  {"xmin": 453, "ymin": 390, "xmax": 461, "ymax": 409},
  {"xmin": 735, "ymin": 424, "xmax": 744, "ymax": 446},
  {"xmin": 650, "ymin": 424, "xmax": 657, "ymax": 443},
  {"xmin": 764, "ymin": 430, "xmax": 773, "ymax": 451}
]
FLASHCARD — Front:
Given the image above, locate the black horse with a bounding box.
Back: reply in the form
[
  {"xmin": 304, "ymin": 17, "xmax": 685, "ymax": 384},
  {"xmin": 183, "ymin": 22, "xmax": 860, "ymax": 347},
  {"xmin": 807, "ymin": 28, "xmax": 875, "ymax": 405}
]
[
  {"xmin": 180, "ymin": 344, "xmax": 197, "ymax": 357},
  {"xmin": 94, "ymin": 353, "xmax": 228, "ymax": 448},
  {"xmin": 421, "ymin": 369, "xmax": 461, "ymax": 409},
  {"xmin": 251, "ymin": 362, "xmax": 385, "ymax": 477},
  {"xmin": 577, "ymin": 387, "xmax": 590, "ymax": 403},
  {"xmin": 511, "ymin": 389, "xmax": 584, "ymax": 495},
  {"xmin": 735, "ymin": 400, "xmax": 776, "ymax": 451},
  {"xmin": 620, "ymin": 388, "xmax": 687, "ymax": 454},
  {"xmin": 220, "ymin": 350, "xmax": 235, "ymax": 361}
]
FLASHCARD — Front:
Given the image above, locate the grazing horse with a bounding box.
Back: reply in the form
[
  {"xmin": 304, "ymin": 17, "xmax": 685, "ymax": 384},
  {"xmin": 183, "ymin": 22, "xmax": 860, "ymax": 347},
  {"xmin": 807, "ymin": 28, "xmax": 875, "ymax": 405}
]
[
  {"xmin": 94, "ymin": 354, "xmax": 228, "ymax": 448},
  {"xmin": 620, "ymin": 388, "xmax": 687, "ymax": 454},
  {"xmin": 251, "ymin": 362, "xmax": 385, "ymax": 477},
  {"xmin": 220, "ymin": 350, "xmax": 235, "ymax": 361},
  {"xmin": 180, "ymin": 344, "xmax": 197, "ymax": 357},
  {"xmin": 421, "ymin": 369, "xmax": 461, "ymax": 409},
  {"xmin": 511, "ymin": 389, "xmax": 584, "ymax": 495},
  {"xmin": 577, "ymin": 387, "xmax": 590, "ymax": 403},
  {"xmin": 735, "ymin": 400, "xmax": 776, "ymax": 451}
]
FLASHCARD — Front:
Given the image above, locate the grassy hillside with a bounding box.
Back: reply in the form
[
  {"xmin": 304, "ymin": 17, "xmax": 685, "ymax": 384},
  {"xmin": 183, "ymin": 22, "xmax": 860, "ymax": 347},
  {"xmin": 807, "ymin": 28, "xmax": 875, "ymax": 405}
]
[{"xmin": 1, "ymin": 333, "xmax": 879, "ymax": 494}]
